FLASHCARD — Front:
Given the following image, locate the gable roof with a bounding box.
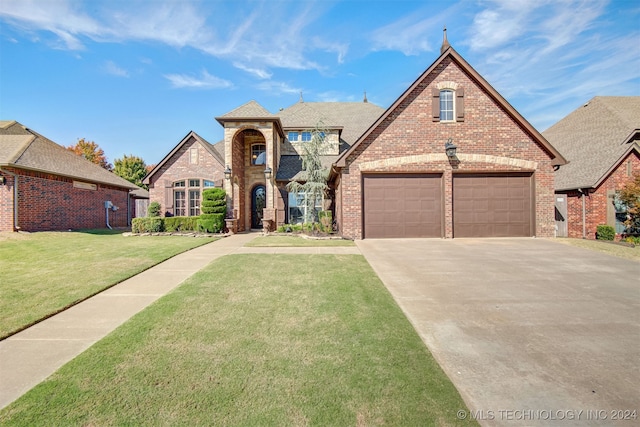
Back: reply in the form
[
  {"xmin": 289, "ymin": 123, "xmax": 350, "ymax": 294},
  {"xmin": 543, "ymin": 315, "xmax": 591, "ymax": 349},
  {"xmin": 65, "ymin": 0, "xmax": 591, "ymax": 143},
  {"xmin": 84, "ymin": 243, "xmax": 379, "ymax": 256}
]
[
  {"xmin": 543, "ymin": 96, "xmax": 640, "ymax": 191},
  {"xmin": 215, "ymin": 100, "xmax": 285, "ymax": 138},
  {"xmin": 143, "ymin": 130, "xmax": 223, "ymax": 185},
  {"xmin": 336, "ymin": 46, "xmax": 567, "ymax": 167},
  {"xmin": 278, "ymin": 102, "xmax": 385, "ymax": 146},
  {"xmin": 0, "ymin": 121, "xmax": 138, "ymax": 190}
]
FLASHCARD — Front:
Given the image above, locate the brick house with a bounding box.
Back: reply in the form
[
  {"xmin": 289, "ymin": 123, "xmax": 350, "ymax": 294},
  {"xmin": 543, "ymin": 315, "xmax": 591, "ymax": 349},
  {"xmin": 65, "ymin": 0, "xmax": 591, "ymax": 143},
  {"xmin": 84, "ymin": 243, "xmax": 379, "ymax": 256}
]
[
  {"xmin": 145, "ymin": 36, "xmax": 566, "ymax": 239},
  {"xmin": 543, "ymin": 97, "xmax": 640, "ymax": 239},
  {"xmin": 0, "ymin": 121, "xmax": 140, "ymax": 232}
]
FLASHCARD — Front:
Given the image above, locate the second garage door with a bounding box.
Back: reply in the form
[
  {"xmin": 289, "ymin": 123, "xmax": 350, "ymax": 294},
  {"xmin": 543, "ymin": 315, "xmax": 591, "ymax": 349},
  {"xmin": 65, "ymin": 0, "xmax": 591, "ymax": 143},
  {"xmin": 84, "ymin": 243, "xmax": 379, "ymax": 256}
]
[
  {"xmin": 363, "ymin": 174, "xmax": 442, "ymax": 238},
  {"xmin": 453, "ymin": 173, "xmax": 533, "ymax": 237}
]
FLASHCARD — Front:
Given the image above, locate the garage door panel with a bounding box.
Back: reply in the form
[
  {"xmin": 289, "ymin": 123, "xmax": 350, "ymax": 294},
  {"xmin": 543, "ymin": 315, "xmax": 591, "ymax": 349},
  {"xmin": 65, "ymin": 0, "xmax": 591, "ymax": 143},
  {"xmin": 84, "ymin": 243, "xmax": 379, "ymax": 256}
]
[
  {"xmin": 364, "ymin": 174, "xmax": 442, "ymax": 238},
  {"xmin": 453, "ymin": 174, "xmax": 532, "ymax": 238}
]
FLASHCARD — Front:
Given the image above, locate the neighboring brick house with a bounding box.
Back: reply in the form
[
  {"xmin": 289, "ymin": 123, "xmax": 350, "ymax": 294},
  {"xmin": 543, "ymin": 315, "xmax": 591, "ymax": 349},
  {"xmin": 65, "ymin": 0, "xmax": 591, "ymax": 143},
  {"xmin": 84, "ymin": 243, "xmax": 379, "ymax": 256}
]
[
  {"xmin": 145, "ymin": 35, "xmax": 566, "ymax": 239},
  {"xmin": 543, "ymin": 97, "xmax": 640, "ymax": 239},
  {"xmin": 0, "ymin": 121, "xmax": 140, "ymax": 232}
]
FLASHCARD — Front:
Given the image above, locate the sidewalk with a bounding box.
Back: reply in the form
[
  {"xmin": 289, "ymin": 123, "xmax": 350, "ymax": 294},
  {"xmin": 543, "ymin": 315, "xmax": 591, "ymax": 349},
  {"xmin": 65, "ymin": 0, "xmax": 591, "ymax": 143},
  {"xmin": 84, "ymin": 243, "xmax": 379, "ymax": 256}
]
[{"xmin": 0, "ymin": 232, "xmax": 258, "ymax": 410}]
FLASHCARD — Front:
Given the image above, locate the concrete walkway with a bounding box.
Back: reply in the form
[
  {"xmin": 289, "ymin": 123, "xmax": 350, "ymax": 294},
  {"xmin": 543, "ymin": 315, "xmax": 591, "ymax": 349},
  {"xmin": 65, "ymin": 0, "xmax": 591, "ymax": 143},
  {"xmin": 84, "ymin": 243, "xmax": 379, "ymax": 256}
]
[{"xmin": 0, "ymin": 232, "xmax": 259, "ymax": 410}]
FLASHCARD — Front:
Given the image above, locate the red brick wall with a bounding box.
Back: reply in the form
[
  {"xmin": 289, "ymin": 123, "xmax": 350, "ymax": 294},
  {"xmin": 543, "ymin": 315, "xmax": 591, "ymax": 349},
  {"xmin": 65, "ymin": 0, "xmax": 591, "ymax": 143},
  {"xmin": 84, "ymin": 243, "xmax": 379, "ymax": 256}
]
[
  {"xmin": 0, "ymin": 172, "xmax": 15, "ymax": 231},
  {"xmin": 0, "ymin": 167, "xmax": 129, "ymax": 232},
  {"xmin": 562, "ymin": 151, "xmax": 640, "ymax": 239},
  {"xmin": 148, "ymin": 136, "xmax": 224, "ymax": 217},
  {"xmin": 339, "ymin": 56, "xmax": 557, "ymax": 239}
]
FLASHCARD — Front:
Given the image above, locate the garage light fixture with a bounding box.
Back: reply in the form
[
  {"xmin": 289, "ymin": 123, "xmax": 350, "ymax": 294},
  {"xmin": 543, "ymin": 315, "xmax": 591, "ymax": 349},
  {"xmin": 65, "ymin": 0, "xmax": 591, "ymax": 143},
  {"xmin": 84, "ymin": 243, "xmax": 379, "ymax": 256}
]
[
  {"xmin": 445, "ymin": 138, "xmax": 457, "ymax": 158},
  {"xmin": 224, "ymin": 165, "xmax": 232, "ymax": 180}
]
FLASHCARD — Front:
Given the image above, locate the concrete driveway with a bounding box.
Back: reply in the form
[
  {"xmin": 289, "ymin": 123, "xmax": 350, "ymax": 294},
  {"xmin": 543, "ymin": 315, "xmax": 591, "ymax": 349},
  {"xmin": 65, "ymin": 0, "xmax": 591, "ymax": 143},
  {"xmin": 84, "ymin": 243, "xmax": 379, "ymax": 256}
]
[{"xmin": 356, "ymin": 238, "xmax": 639, "ymax": 426}]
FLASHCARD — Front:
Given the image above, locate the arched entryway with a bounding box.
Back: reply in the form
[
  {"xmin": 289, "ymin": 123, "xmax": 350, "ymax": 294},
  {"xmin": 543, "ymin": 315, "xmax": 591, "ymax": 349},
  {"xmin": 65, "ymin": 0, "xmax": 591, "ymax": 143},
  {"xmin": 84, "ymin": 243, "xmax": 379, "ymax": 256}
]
[{"xmin": 251, "ymin": 185, "xmax": 266, "ymax": 229}]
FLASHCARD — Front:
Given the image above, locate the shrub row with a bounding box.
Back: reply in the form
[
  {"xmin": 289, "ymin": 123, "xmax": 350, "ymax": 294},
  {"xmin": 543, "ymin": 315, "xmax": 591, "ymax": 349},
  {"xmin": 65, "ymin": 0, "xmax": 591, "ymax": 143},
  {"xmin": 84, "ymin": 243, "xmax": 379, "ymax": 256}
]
[{"xmin": 132, "ymin": 215, "xmax": 225, "ymax": 234}]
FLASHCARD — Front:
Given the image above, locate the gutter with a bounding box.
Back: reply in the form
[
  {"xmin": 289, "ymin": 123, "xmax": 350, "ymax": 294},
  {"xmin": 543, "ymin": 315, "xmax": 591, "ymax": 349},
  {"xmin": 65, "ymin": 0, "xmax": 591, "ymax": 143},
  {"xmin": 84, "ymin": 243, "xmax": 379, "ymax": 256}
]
[{"xmin": 0, "ymin": 168, "xmax": 19, "ymax": 231}]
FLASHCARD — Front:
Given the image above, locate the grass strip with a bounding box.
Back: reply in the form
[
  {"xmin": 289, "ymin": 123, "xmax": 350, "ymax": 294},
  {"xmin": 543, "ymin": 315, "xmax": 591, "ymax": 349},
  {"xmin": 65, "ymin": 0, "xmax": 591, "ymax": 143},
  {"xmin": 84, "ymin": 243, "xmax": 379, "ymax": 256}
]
[
  {"xmin": 0, "ymin": 230, "xmax": 214, "ymax": 338},
  {"xmin": 0, "ymin": 254, "xmax": 476, "ymax": 426},
  {"xmin": 245, "ymin": 235, "xmax": 355, "ymax": 247}
]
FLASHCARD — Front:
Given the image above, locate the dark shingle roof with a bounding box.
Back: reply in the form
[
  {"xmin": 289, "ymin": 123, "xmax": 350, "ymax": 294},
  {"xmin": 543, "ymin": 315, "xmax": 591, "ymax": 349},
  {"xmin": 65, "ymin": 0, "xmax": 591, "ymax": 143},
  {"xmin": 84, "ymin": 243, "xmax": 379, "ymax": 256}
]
[
  {"xmin": 543, "ymin": 97, "xmax": 640, "ymax": 190},
  {"xmin": 0, "ymin": 121, "xmax": 138, "ymax": 190},
  {"xmin": 276, "ymin": 155, "xmax": 338, "ymax": 181}
]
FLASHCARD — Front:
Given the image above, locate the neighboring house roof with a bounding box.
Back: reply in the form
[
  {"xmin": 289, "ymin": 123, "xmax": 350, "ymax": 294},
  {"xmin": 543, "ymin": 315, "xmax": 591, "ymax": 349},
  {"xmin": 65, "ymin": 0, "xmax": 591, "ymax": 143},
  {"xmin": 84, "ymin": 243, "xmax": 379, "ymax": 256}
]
[
  {"xmin": 130, "ymin": 187, "xmax": 150, "ymax": 198},
  {"xmin": 143, "ymin": 130, "xmax": 223, "ymax": 185},
  {"xmin": 543, "ymin": 96, "xmax": 640, "ymax": 191},
  {"xmin": 335, "ymin": 46, "xmax": 568, "ymax": 168},
  {"xmin": 0, "ymin": 120, "xmax": 138, "ymax": 190}
]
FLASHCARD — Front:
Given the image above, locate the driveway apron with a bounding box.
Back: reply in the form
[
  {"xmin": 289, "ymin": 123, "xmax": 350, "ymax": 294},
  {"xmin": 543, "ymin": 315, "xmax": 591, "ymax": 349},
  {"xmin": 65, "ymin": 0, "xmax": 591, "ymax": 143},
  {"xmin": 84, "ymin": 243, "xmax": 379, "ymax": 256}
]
[{"xmin": 356, "ymin": 238, "xmax": 639, "ymax": 427}]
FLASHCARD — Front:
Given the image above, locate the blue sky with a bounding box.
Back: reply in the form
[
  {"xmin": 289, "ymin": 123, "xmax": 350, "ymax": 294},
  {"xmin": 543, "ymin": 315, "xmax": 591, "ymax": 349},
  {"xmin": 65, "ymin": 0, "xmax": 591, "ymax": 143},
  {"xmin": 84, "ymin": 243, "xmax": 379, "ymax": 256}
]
[{"xmin": 1, "ymin": 0, "xmax": 639, "ymax": 166}]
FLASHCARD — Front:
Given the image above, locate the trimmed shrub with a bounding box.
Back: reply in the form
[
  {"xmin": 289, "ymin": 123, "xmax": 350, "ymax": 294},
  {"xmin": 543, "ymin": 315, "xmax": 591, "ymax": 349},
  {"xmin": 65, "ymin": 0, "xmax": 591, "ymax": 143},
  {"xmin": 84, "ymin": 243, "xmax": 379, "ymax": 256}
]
[
  {"xmin": 319, "ymin": 210, "xmax": 333, "ymax": 233},
  {"xmin": 596, "ymin": 224, "xmax": 615, "ymax": 241},
  {"xmin": 147, "ymin": 201, "xmax": 161, "ymax": 217},
  {"xmin": 197, "ymin": 213, "xmax": 225, "ymax": 233},
  {"xmin": 164, "ymin": 216, "xmax": 199, "ymax": 232},
  {"xmin": 132, "ymin": 217, "xmax": 164, "ymax": 233},
  {"xmin": 202, "ymin": 188, "xmax": 227, "ymax": 215}
]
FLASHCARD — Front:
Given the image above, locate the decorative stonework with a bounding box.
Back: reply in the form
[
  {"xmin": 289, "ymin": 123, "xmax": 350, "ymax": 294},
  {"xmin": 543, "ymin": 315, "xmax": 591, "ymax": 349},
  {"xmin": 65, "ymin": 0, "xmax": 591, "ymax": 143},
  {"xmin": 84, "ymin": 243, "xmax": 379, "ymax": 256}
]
[
  {"xmin": 358, "ymin": 153, "xmax": 537, "ymax": 171},
  {"xmin": 436, "ymin": 81, "xmax": 459, "ymax": 90}
]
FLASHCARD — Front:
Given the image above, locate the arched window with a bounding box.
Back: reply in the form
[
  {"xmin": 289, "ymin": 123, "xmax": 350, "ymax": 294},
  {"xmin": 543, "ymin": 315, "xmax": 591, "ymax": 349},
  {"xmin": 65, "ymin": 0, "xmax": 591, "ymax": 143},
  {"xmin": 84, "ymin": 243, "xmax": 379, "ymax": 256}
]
[
  {"xmin": 252, "ymin": 143, "xmax": 266, "ymax": 165},
  {"xmin": 439, "ymin": 89, "xmax": 454, "ymax": 121}
]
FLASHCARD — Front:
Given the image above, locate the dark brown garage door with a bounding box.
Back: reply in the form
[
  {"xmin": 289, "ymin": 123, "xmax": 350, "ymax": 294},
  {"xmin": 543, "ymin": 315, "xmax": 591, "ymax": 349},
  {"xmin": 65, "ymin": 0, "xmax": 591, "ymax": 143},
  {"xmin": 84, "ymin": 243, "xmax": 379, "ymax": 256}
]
[
  {"xmin": 363, "ymin": 174, "xmax": 442, "ymax": 238},
  {"xmin": 453, "ymin": 173, "xmax": 533, "ymax": 237}
]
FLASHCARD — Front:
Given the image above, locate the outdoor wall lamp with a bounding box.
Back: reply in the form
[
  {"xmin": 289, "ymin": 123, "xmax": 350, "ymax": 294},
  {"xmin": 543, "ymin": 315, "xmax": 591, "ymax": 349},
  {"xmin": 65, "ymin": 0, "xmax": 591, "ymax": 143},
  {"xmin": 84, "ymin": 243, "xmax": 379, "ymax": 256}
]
[
  {"xmin": 264, "ymin": 166, "xmax": 272, "ymax": 180},
  {"xmin": 224, "ymin": 165, "xmax": 232, "ymax": 180},
  {"xmin": 0, "ymin": 175, "xmax": 5, "ymax": 185},
  {"xmin": 445, "ymin": 138, "xmax": 457, "ymax": 158}
]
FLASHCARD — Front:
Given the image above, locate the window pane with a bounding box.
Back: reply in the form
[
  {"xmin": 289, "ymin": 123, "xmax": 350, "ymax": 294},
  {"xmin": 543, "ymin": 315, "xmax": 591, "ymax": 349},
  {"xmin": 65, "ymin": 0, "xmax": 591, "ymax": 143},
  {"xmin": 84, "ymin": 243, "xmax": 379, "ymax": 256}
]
[
  {"xmin": 189, "ymin": 190, "xmax": 200, "ymax": 216},
  {"xmin": 174, "ymin": 191, "xmax": 186, "ymax": 216},
  {"xmin": 189, "ymin": 179, "xmax": 200, "ymax": 187},
  {"xmin": 440, "ymin": 90, "xmax": 454, "ymax": 121},
  {"xmin": 203, "ymin": 180, "xmax": 215, "ymax": 188},
  {"xmin": 301, "ymin": 132, "xmax": 312, "ymax": 142},
  {"xmin": 252, "ymin": 144, "xmax": 266, "ymax": 165},
  {"xmin": 288, "ymin": 132, "xmax": 299, "ymax": 142},
  {"xmin": 174, "ymin": 180, "xmax": 185, "ymax": 187}
]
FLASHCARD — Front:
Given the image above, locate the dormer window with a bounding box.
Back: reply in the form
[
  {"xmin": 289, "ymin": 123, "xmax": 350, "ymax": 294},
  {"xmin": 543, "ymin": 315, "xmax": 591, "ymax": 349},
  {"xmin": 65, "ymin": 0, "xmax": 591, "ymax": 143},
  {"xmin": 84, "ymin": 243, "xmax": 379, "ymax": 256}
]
[{"xmin": 251, "ymin": 143, "xmax": 266, "ymax": 165}]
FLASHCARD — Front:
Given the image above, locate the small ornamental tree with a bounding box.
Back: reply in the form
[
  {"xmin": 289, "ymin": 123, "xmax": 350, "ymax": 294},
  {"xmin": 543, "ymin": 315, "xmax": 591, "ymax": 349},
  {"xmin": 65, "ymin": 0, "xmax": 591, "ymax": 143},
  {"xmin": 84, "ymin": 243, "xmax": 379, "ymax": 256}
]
[
  {"xmin": 618, "ymin": 172, "xmax": 640, "ymax": 235},
  {"xmin": 198, "ymin": 188, "xmax": 226, "ymax": 233},
  {"xmin": 286, "ymin": 123, "xmax": 329, "ymax": 227}
]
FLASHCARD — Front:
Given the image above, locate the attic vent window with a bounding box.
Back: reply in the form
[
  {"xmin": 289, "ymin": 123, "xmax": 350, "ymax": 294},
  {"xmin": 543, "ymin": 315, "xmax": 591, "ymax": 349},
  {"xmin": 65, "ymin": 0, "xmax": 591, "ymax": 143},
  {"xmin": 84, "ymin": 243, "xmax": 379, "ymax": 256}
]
[{"xmin": 432, "ymin": 87, "xmax": 465, "ymax": 122}]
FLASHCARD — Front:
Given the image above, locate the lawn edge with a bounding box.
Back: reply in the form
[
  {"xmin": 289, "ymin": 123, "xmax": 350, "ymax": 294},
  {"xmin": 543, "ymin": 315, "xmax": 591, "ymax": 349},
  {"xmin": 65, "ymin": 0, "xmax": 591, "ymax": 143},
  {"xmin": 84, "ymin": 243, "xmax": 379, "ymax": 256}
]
[{"xmin": 0, "ymin": 239, "xmax": 217, "ymax": 341}]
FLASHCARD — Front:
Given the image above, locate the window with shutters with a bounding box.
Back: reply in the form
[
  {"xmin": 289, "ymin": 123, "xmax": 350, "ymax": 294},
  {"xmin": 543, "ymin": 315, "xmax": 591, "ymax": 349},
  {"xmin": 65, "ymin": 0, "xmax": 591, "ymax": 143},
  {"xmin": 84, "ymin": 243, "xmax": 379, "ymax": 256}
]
[{"xmin": 432, "ymin": 86, "xmax": 464, "ymax": 122}]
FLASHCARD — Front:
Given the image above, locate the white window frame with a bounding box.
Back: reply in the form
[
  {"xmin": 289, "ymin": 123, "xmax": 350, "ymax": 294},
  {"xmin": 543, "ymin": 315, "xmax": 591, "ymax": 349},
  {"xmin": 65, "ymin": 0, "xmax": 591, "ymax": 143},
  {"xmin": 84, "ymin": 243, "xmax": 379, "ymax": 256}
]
[
  {"xmin": 288, "ymin": 131, "xmax": 299, "ymax": 142},
  {"xmin": 439, "ymin": 89, "xmax": 454, "ymax": 122},
  {"xmin": 288, "ymin": 192, "xmax": 323, "ymax": 224}
]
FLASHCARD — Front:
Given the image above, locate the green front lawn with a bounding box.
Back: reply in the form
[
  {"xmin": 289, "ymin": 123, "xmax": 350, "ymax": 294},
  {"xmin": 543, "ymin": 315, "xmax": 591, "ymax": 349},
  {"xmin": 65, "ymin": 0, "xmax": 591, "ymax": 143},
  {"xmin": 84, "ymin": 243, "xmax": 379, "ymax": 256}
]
[
  {"xmin": 0, "ymin": 230, "xmax": 214, "ymax": 339},
  {"xmin": 0, "ymin": 254, "xmax": 476, "ymax": 426},
  {"xmin": 246, "ymin": 235, "xmax": 355, "ymax": 247}
]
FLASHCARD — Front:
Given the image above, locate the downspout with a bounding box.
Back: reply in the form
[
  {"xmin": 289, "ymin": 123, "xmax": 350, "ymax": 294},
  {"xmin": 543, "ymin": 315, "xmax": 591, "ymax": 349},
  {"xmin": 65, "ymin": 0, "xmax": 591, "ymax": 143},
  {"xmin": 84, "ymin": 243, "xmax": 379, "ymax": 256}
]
[
  {"xmin": 578, "ymin": 188, "xmax": 586, "ymax": 239},
  {"xmin": 105, "ymin": 201, "xmax": 112, "ymax": 230},
  {"xmin": 0, "ymin": 168, "xmax": 19, "ymax": 231},
  {"xmin": 127, "ymin": 190, "xmax": 131, "ymax": 226}
]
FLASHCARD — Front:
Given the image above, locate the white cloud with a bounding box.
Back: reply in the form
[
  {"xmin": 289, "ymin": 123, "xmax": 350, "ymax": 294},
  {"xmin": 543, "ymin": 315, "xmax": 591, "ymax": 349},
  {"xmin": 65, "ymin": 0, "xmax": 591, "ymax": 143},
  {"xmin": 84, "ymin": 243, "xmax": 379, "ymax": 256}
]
[
  {"xmin": 255, "ymin": 80, "xmax": 301, "ymax": 96},
  {"xmin": 233, "ymin": 62, "xmax": 272, "ymax": 80},
  {"xmin": 104, "ymin": 60, "xmax": 129, "ymax": 77},
  {"xmin": 164, "ymin": 70, "xmax": 232, "ymax": 89}
]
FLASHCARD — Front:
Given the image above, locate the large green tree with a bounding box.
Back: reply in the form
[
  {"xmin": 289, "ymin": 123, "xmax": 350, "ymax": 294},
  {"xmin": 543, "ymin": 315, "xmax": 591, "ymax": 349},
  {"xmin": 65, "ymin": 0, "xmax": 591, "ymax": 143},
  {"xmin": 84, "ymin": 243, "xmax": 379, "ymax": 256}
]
[
  {"xmin": 66, "ymin": 138, "xmax": 112, "ymax": 170},
  {"xmin": 113, "ymin": 155, "xmax": 148, "ymax": 189},
  {"xmin": 286, "ymin": 123, "xmax": 329, "ymax": 224}
]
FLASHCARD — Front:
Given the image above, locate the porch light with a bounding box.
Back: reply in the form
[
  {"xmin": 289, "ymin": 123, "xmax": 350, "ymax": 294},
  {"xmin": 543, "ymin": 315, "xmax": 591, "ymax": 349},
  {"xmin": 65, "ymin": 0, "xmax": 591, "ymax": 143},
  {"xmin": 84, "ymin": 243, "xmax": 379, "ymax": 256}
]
[
  {"xmin": 445, "ymin": 138, "xmax": 457, "ymax": 158},
  {"xmin": 264, "ymin": 167, "xmax": 272, "ymax": 180},
  {"xmin": 224, "ymin": 165, "xmax": 232, "ymax": 180},
  {"xmin": 0, "ymin": 175, "xmax": 5, "ymax": 185}
]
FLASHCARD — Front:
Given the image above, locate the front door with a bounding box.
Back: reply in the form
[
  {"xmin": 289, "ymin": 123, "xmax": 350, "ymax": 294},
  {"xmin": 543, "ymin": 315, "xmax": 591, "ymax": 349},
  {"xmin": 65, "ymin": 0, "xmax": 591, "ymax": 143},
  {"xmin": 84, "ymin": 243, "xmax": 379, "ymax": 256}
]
[{"xmin": 251, "ymin": 185, "xmax": 266, "ymax": 229}]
